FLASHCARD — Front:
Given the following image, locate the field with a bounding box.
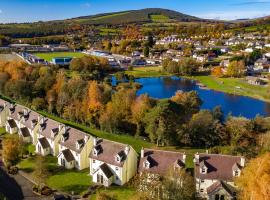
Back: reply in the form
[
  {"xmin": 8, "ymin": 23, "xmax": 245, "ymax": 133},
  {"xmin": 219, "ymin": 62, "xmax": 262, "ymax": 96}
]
[
  {"xmin": 91, "ymin": 12, "xmax": 130, "ymax": 21},
  {"xmin": 0, "ymin": 54, "xmax": 23, "ymax": 62},
  {"xmin": 126, "ymin": 66, "xmax": 171, "ymax": 78},
  {"xmin": 34, "ymin": 52, "xmax": 85, "ymax": 62},
  {"xmin": 190, "ymin": 76, "xmax": 270, "ymax": 102},
  {"xmin": 98, "ymin": 28, "xmax": 121, "ymax": 36},
  {"xmin": 150, "ymin": 14, "xmax": 170, "ymax": 22}
]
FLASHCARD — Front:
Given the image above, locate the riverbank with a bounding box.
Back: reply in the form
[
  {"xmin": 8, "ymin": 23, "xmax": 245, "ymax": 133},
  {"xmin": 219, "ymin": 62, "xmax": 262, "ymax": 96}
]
[{"xmin": 189, "ymin": 76, "xmax": 270, "ymax": 103}]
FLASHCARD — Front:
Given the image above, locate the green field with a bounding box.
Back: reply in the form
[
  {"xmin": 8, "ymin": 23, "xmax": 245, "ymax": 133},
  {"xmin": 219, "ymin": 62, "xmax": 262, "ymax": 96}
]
[
  {"xmin": 190, "ymin": 76, "xmax": 270, "ymax": 102},
  {"xmin": 92, "ymin": 12, "xmax": 130, "ymax": 21},
  {"xmin": 126, "ymin": 66, "xmax": 171, "ymax": 78},
  {"xmin": 150, "ymin": 14, "xmax": 170, "ymax": 22},
  {"xmin": 34, "ymin": 52, "xmax": 85, "ymax": 62}
]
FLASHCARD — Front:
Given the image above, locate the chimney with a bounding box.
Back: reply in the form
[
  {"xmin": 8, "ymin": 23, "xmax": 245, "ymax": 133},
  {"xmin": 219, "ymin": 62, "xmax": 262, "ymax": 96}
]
[
  {"xmin": 125, "ymin": 145, "xmax": 130, "ymax": 155},
  {"xmin": 240, "ymin": 157, "xmax": 245, "ymax": 167},
  {"xmin": 84, "ymin": 135, "xmax": 89, "ymax": 143},
  {"xmin": 93, "ymin": 137, "xmax": 97, "ymax": 146},
  {"xmin": 141, "ymin": 147, "xmax": 144, "ymax": 158},
  {"xmin": 182, "ymin": 152, "xmax": 186, "ymax": 163},
  {"xmin": 58, "ymin": 124, "xmax": 62, "ymax": 132},
  {"xmin": 194, "ymin": 152, "xmax": 199, "ymax": 164}
]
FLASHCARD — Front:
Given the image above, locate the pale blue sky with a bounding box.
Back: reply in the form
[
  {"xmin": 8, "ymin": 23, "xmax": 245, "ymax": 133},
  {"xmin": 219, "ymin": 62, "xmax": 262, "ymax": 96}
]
[{"xmin": 0, "ymin": 0, "xmax": 270, "ymax": 23}]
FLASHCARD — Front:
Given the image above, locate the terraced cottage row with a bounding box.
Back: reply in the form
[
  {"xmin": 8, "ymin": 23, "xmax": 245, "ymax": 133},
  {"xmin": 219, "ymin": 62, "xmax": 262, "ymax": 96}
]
[{"xmin": 0, "ymin": 99, "xmax": 245, "ymax": 200}]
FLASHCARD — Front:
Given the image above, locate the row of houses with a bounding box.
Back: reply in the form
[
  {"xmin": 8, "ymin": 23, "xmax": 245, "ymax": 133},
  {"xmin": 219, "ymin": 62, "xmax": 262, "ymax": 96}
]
[{"xmin": 0, "ymin": 99, "xmax": 245, "ymax": 200}]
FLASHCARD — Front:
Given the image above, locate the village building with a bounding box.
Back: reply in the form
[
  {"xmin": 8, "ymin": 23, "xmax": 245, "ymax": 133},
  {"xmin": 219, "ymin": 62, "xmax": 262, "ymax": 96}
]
[
  {"xmin": 89, "ymin": 138, "xmax": 138, "ymax": 187},
  {"xmin": 36, "ymin": 117, "xmax": 64, "ymax": 156},
  {"xmin": 138, "ymin": 148, "xmax": 186, "ymax": 176},
  {"xmin": 5, "ymin": 104, "xmax": 24, "ymax": 134},
  {"xmin": 194, "ymin": 153, "xmax": 245, "ymax": 200},
  {"xmin": 17, "ymin": 108, "xmax": 40, "ymax": 143},
  {"xmin": 0, "ymin": 99, "xmax": 10, "ymax": 127},
  {"xmin": 58, "ymin": 127, "xmax": 93, "ymax": 170}
]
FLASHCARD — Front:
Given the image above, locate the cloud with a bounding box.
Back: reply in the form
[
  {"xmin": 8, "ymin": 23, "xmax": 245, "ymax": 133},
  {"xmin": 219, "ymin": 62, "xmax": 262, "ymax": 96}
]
[{"xmin": 230, "ymin": 0, "xmax": 270, "ymax": 6}]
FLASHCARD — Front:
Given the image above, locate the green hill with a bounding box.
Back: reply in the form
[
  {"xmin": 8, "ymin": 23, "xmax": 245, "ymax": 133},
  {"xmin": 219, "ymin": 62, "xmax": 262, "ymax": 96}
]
[{"xmin": 71, "ymin": 8, "xmax": 202, "ymax": 25}]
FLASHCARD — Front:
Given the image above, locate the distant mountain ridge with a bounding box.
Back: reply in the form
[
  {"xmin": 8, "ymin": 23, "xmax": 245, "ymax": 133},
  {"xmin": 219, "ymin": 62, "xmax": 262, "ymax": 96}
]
[{"xmin": 70, "ymin": 8, "xmax": 204, "ymax": 25}]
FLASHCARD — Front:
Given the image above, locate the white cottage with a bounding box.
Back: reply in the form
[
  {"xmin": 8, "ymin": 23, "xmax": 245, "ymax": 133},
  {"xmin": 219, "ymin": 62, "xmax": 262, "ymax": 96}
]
[
  {"xmin": 89, "ymin": 138, "xmax": 138, "ymax": 187},
  {"xmin": 194, "ymin": 153, "xmax": 245, "ymax": 200},
  {"xmin": 58, "ymin": 127, "xmax": 93, "ymax": 170},
  {"xmin": 36, "ymin": 117, "xmax": 64, "ymax": 156}
]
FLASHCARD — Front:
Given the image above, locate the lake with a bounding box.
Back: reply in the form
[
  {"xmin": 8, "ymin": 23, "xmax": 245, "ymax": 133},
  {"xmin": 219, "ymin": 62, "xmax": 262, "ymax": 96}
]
[{"xmin": 134, "ymin": 76, "xmax": 270, "ymax": 118}]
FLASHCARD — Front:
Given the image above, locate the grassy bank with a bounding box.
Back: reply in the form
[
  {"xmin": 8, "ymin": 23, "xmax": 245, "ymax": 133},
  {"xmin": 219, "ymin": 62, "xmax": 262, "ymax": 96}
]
[
  {"xmin": 125, "ymin": 66, "xmax": 171, "ymax": 78},
  {"xmin": 190, "ymin": 75, "xmax": 270, "ymax": 102}
]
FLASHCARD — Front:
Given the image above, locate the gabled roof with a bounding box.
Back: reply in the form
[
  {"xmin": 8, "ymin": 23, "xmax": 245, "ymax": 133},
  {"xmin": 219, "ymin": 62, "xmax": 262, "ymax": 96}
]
[
  {"xmin": 7, "ymin": 119, "xmax": 17, "ymax": 128},
  {"xmin": 38, "ymin": 137, "xmax": 50, "ymax": 149},
  {"xmin": 20, "ymin": 110, "xmax": 39, "ymax": 130},
  {"xmin": 59, "ymin": 127, "xmax": 89, "ymax": 153},
  {"xmin": 9, "ymin": 104, "xmax": 24, "ymax": 121},
  {"xmin": 99, "ymin": 163, "xmax": 114, "ymax": 178},
  {"xmin": 194, "ymin": 154, "xmax": 243, "ymax": 181},
  {"xmin": 207, "ymin": 181, "xmax": 237, "ymax": 197},
  {"xmin": 138, "ymin": 149, "xmax": 185, "ymax": 176},
  {"xmin": 39, "ymin": 118, "xmax": 60, "ymax": 140},
  {"xmin": 89, "ymin": 139, "xmax": 128, "ymax": 167},
  {"xmin": 19, "ymin": 127, "xmax": 30, "ymax": 137},
  {"xmin": 61, "ymin": 149, "xmax": 75, "ymax": 162}
]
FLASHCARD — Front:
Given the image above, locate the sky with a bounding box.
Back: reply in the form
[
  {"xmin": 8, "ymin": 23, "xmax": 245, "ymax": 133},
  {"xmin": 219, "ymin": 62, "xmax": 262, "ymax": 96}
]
[{"xmin": 0, "ymin": 0, "xmax": 270, "ymax": 23}]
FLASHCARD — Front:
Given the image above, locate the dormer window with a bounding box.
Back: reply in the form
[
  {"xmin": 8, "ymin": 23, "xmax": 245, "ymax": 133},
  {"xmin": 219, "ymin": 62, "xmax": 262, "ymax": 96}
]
[
  {"xmin": 50, "ymin": 128, "xmax": 58, "ymax": 138},
  {"xmin": 144, "ymin": 161, "xmax": 150, "ymax": 169},
  {"xmin": 115, "ymin": 155, "xmax": 121, "ymax": 163},
  {"xmin": 235, "ymin": 170, "xmax": 239, "ymax": 176},
  {"xmin": 31, "ymin": 120, "xmax": 37, "ymax": 129},
  {"xmin": 62, "ymin": 132, "xmax": 69, "ymax": 142}
]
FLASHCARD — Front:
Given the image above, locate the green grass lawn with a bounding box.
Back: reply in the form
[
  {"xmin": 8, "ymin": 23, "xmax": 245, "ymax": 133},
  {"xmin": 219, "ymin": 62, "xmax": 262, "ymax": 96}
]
[
  {"xmin": 190, "ymin": 76, "xmax": 270, "ymax": 102},
  {"xmin": 126, "ymin": 66, "xmax": 171, "ymax": 78},
  {"xmin": 34, "ymin": 52, "xmax": 85, "ymax": 62},
  {"xmin": 90, "ymin": 186, "xmax": 136, "ymax": 200},
  {"xmin": 18, "ymin": 155, "xmax": 91, "ymax": 194},
  {"xmin": 47, "ymin": 169, "xmax": 91, "ymax": 195}
]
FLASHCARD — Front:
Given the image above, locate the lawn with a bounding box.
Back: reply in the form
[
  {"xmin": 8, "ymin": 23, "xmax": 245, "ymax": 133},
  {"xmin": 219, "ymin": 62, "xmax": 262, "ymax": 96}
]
[
  {"xmin": 0, "ymin": 127, "xmax": 6, "ymax": 136},
  {"xmin": 126, "ymin": 66, "xmax": 171, "ymax": 78},
  {"xmin": 90, "ymin": 186, "xmax": 136, "ymax": 200},
  {"xmin": 47, "ymin": 169, "xmax": 91, "ymax": 195},
  {"xmin": 190, "ymin": 75, "xmax": 270, "ymax": 102},
  {"xmin": 17, "ymin": 155, "xmax": 91, "ymax": 194},
  {"xmin": 34, "ymin": 52, "xmax": 85, "ymax": 62}
]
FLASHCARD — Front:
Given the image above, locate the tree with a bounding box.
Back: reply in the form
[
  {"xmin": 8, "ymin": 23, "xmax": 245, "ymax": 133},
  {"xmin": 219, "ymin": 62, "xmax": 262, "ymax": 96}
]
[
  {"xmin": 32, "ymin": 156, "xmax": 49, "ymax": 187},
  {"xmin": 162, "ymin": 168, "xmax": 195, "ymax": 200},
  {"xmin": 236, "ymin": 153, "xmax": 270, "ymax": 200},
  {"xmin": 143, "ymin": 46, "xmax": 150, "ymax": 58},
  {"xmin": 144, "ymin": 99, "xmax": 184, "ymax": 146},
  {"xmin": 226, "ymin": 60, "xmax": 246, "ymax": 77},
  {"xmin": 211, "ymin": 66, "xmax": 223, "ymax": 77},
  {"xmin": 2, "ymin": 136, "xmax": 23, "ymax": 167},
  {"xmin": 31, "ymin": 97, "xmax": 47, "ymax": 110}
]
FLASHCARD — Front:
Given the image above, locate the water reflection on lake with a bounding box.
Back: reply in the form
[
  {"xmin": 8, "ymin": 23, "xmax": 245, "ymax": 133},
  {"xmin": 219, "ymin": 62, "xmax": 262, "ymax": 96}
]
[{"xmin": 135, "ymin": 76, "xmax": 270, "ymax": 118}]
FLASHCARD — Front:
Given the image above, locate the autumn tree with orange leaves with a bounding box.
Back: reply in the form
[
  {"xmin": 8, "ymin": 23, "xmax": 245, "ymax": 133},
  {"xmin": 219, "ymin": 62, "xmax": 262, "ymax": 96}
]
[{"xmin": 236, "ymin": 153, "xmax": 270, "ymax": 200}]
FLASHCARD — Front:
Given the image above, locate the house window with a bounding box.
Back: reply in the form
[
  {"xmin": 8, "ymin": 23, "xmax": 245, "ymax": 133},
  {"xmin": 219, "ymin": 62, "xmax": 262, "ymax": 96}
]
[
  {"xmin": 93, "ymin": 160, "xmax": 96, "ymax": 163},
  {"xmin": 215, "ymin": 194, "xmax": 220, "ymax": 200},
  {"xmin": 115, "ymin": 167, "xmax": 119, "ymax": 171},
  {"xmin": 200, "ymin": 189, "xmax": 204, "ymax": 193},
  {"xmin": 201, "ymin": 180, "xmax": 204, "ymax": 183},
  {"xmin": 116, "ymin": 157, "xmax": 120, "ymax": 162},
  {"xmin": 220, "ymin": 195, "xmax": 225, "ymax": 200},
  {"xmin": 115, "ymin": 176, "xmax": 118, "ymax": 180},
  {"xmin": 202, "ymin": 168, "xmax": 206, "ymax": 173},
  {"xmin": 235, "ymin": 170, "xmax": 239, "ymax": 176}
]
